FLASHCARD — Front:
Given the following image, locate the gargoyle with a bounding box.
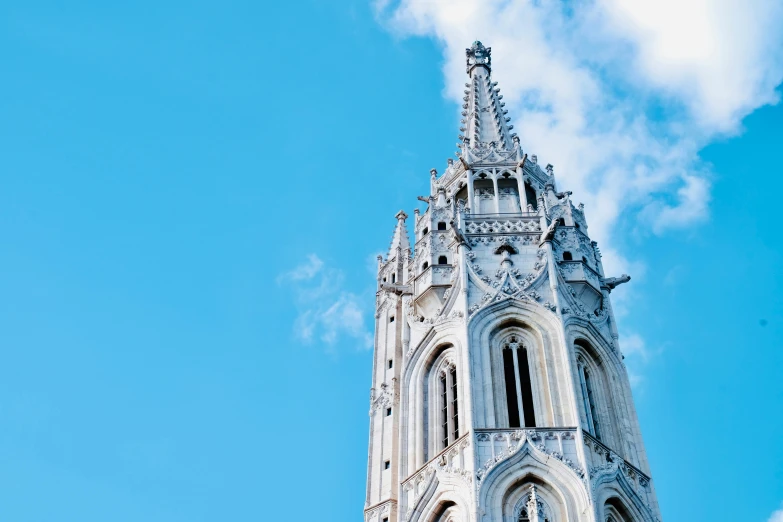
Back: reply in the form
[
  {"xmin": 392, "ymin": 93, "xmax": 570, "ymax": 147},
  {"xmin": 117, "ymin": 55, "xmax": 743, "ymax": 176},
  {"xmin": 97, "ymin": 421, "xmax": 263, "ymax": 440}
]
[
  {"xmin": 417, "ymin": 196, "xmax": 430, "ymax": 203},
  {"xmin": 380, "ymin": 283, "xmax": 412, "ymax": 295},
  {"xmin": 603, "ymin": 274, "xmax": 631, "ymax": 292},
  {"xmin": 539, "ymin": 219, "xmax": 558, "ymax": 245},
  {"xmin": 555, "ymin": 190, "xmax": 572, "ymax": 199},
  {"xmin": 450, "ymin": 222, "xmax": 471, "ymax": 249}
]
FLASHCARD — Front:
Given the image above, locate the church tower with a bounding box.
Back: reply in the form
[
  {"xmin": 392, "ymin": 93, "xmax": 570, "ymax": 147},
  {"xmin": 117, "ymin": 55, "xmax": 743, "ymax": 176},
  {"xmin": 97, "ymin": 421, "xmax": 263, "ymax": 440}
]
[{"xmin": 364, "ymin": 42, "xmax": 662, "ymax": 522}]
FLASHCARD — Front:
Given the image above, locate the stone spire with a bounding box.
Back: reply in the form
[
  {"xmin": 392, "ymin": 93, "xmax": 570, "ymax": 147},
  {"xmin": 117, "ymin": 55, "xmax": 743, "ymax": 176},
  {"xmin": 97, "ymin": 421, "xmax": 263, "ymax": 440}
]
[
  {"xmin": 459, "ymin": 41, "xmax": 517, "ymax": 153},
  {"xmin": 387, "ymin": 210, "xmax": 410, "ymax": 258}
]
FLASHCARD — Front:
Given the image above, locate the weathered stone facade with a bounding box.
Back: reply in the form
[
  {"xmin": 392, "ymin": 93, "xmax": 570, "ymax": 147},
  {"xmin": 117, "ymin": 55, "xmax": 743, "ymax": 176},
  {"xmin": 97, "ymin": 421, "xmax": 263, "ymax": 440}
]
[{"xmin": 365, "ymin": 41, "xmax": 662, "ymax": 522}]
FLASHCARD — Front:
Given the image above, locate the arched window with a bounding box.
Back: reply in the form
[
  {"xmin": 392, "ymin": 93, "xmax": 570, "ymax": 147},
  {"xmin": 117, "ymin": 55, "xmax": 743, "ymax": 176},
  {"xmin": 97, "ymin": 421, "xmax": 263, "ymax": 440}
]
[
  {"xmin": 423, "ymin": 261, "xmax": 429, "ymax": 270},
  {"xmin": 562, "ymin": 251, "xmax": 573, "ymax": 261},
  {"xmin": 604, "ymin": 497, "xmax": 634, "ymax": 522},
  {"xmin": 525, "ymin": 183, "xmax": 538, "ymax": 210},
  {"xmin": 516, "ymin": 486, "xmax": 552, "ymax": 522},
  {"xmin": 438, "ymin": 255, "xmax": 448, "ymax": 265},
  {"xmin": 437, "ymin": 361, "xmax": 460, "ymax": 450},
  {"xmin": 423, "ymin": 227, "xmax": 429, "ymax": 235},
  {"xmin": 437, "ymin": 221, "xmax": 447, "ymax": 231},
  {"xmin": 502, "ymin": 336, "xmax": 536, "ymax": 427},
  {"xmin": 557, "ymin": 217, "xmax": 566, "ymax": 226},
  {"xmin": 577, "ymin": 356, "xmax": 601, "ymax": 440}
]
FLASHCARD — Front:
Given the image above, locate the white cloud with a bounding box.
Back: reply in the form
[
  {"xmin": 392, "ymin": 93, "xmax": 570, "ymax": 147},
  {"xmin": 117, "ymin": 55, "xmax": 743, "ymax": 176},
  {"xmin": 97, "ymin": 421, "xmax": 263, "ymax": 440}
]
[
  {"xmin": 279, "ymin": 255, "xmax": 373, "ymax": 351},
  {"xmin": 620, "ymin": 332, "xmax": 650, "ymax": 388},
  {"xmin": 375, "ymin": 0, "xmax": 783, "ymax": 375},
  {"xmin": 375, "ymin": 0, "xmax": 783, "ymax": 269},
  {"xmin": 277, "ymin": 253, "xmax": 323, "ymax": 282},
  {"xmin": 768, "ymin": 505, "xmax": 783, "ymax": 522}
]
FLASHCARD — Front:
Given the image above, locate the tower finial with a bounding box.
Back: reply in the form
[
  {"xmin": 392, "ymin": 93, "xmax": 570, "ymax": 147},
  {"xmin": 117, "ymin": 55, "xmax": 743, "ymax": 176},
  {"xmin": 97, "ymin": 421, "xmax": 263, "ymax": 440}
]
[
  {"xmin": 387, "ymin": 210, "xmax": 410, "ymax": 258},
  {"xmin": 466, "ymin": 41, "xmax": 491, "ymax": 74}
]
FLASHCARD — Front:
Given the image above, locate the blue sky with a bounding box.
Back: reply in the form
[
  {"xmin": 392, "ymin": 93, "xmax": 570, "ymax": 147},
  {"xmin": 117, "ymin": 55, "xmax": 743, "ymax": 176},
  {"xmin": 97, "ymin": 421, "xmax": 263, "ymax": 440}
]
[{"xmin": 1, "ymin": 1, "xmax": 782, "ymax": 521}]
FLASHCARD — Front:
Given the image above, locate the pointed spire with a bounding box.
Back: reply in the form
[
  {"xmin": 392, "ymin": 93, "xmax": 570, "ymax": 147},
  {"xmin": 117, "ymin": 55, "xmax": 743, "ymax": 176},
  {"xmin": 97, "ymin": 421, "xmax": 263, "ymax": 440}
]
[
  {"xmin": 387, "ymin": 210, "xmax": 410, "ymax": 258},
  {"xmin": 526, "ymin": 485, "xmax": 541, "ymax": 522},
  {"xmin": 460, "ymin": 41, "xmax": 517, "ymax": 153}
]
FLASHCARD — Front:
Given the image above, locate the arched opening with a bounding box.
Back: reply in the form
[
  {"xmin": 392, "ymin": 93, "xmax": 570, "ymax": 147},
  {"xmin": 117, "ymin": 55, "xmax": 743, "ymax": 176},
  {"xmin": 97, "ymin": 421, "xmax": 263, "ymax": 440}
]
[
  {"xmin": 501, "ymin": 335, "xmax": 536, "ymax": 428},
  {"xmin": 495, "ymin": 244, "xmax": 518, "ymax": 256},
  {"xmin": 574, "ymin": 339, "xmax": 616, "ymax": 446},
  {"xmin": 524, "ymin": 183, "xmax": 538, "ymax": 210},
  {"xmin": 391, "ymin": 273, "xmax": 396, "ymax": 283},
  {"xmin": 431, "ymin": 501, "xmax": 459, "ymax": 522},
  {"xmin": 557, "ymin": 217, "xmax": 566, "ymax": 226},
  {"xmin": 422, "ymin": 261, "xmax": 429, "ymax": 270},
  {"xmin": 454, "ymin": 184, "xmax": 468, "ymax": 210},
  {"xmin": 498, "ymin": 177, "xmax": 521, "ymax": 213},
  {"xmin": 437, "ymin": 221, "xmax": 447, "ymax": 231},
  {"xmin": 438, "ymin": 255, "xmax": 448, "ymax": 265},
  {"xmin": 474, "ymin": 178, "xmax": 495, "ymax": 214},
  {"xmin": 423, "ymin": 227, "xmax": 429, "ymax": 236},
  {"xmin": 507, "ymin": 482, "xmax": 559, "ymax": 522},
  {"xmin": 604, "ymin": 497, "xmax": 635, "ymax": 522},
  {"xmin": 562, "ymin": 251, "xmax": 573, "ymax": 261},
  {"xmin": 423, "ymin": 346, "xmax": 460, "ymax": 458}
]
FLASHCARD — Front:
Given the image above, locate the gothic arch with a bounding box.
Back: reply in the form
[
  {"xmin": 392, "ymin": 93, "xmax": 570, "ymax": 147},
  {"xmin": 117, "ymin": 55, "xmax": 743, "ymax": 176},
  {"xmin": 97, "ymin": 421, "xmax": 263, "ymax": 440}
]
[
  {"xmin": 408, "ymin": 483, "xmax": 472, "ymax": 522},
  {"xmin": 402, "ymin": 333, "xmax": 467, "ymax": 473},
  {"xmin": 477, "ymin": 441, "xmax": 589, "ymax": 522},
  {"xmin": 492, "ymin": 325, "xmax": 543, "ymax": 428},
  {"xmin": 568, "ymin": 325, "xmax": 645, "ymax": 469},
  {"xmin": 572, "ymin": 339, "xmax": 620, "ymax": 450},
  {"xmin": 468, "ymin": 300, "xmax": 576, "ymax": 428},
  {"xmin": 593, "ymin": 470, "xmax": 657, "ymax": 522}
]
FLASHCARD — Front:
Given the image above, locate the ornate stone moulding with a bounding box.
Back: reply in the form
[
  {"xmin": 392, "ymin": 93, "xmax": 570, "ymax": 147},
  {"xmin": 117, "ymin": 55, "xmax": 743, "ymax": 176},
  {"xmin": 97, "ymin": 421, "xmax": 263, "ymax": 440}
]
[{"xmin": 474, "ymin": 428, "xmax": 586, "ymax": 485}]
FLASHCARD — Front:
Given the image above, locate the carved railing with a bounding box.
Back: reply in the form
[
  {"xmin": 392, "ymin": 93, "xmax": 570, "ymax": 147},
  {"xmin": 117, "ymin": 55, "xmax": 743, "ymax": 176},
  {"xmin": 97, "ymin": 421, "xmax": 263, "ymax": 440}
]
[
  {"xmin": 474, "ymin": 428, "xmax": 584, "ymax": 483},
  {"xmin": 401, "ymin": 433, "xmax": 472, "ymax": 518},
  {"xmin": 464, "ymin": 215, "xmax": 541, "ymax": 235},
  {"xmin": 466, "ymin": 212, "xmax": 539, "ymax": 220},
  {"xmin": 558, "ymin": 260, "xmax": 601, "ymax": 291},
  {"xmin": 582, "ymin": 431, "xmax": 658, "ymax": 515},
  {"xmin": 413, "ymin": 264, "xmax": 454, "ymax": 295},
  {"xmin": 582, "ymin": 431, "xmax": 650, "ymax": 484}
]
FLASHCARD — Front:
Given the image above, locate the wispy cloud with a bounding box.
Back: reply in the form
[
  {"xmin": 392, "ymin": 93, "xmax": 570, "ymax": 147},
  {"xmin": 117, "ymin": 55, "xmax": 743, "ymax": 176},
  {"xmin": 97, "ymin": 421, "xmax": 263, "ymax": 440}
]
[
  {"xmin": 375, "ymin": 0, "xmax": 783, "ymax": 266},
  {"xmin": 621, "ymin": 332, "xmax": 656, "ymax": 387},
  {"xmin": 375, "ymin": 0, "xmax": 783, "ymax": 375},
  {"xmin": 768, "ymin": 505, "xmax": 783, "ymax": 522},
  {"xmin": 278, "ymin": 254, "xmax": 373, "ymax": 351}
]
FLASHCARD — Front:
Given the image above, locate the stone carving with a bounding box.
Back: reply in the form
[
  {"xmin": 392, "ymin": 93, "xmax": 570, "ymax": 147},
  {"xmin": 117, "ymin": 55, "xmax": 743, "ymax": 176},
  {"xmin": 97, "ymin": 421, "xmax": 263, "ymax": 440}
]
[
  {"xmin": 475, "ymin": 429, "xmax": 585, "ymax": 484},
  {"xmin": 369, "ymin": 381, "xmax": 399, "ymax": 416},
  {"xmin": 465, "ymin": 219, "xmax": 541, "ymax": 235},
  {"xmin": 603, "ymin": 274, "xmax": 631, "ymax": 291}
]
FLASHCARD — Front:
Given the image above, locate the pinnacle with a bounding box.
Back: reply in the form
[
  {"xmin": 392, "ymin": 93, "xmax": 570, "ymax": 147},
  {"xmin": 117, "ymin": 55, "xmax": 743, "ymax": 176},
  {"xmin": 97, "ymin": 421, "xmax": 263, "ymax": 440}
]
[{"xmin": 387, "ymin": 210, "xmax": 410, "ymax": 258}]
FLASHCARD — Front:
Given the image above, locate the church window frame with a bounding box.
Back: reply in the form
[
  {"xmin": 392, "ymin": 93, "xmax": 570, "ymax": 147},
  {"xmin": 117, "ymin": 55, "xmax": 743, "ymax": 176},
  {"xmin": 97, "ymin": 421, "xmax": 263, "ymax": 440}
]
[
  {"xmin": 491, "ymin": 325, "xmax": 545, "ymax": 429},
  {"xmin": 574, "ymin": 338, "xmax": 618, "ymax": 447},
  {"xmin": 512, "ymin": 486, "xmax": 554, "ymax": 522},
  {"xmin": 423, "ymin": 345, "xmax": 462, "ymax": 458},
  {"xmin": 500, "ymin": 334, "xmax": 537, "ymax": 428},
  {"xmin": 577, "ymin": 356, "xmax": 601, "ymax": 440},
  {"xmin": 524, "ymin": 182, "xmax": 538, "ymax": 210}
]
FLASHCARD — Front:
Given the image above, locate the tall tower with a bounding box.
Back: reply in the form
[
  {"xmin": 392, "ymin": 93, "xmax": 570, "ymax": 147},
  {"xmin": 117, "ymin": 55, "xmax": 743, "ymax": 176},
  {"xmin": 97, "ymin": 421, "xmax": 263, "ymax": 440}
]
[{"xmin": 364, "ymin": 42, "xmax": 662, "ymax": 522}]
